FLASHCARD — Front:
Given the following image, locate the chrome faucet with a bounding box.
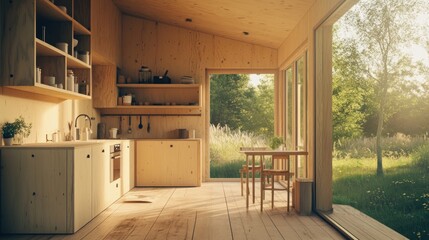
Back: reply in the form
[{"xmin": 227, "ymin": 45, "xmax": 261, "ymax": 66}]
[{"xmin": 74, "ymin": 114, "xmax": 92, "ymax": 141}]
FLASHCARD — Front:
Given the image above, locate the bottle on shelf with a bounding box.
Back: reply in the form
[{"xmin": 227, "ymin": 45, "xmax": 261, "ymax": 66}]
[{"xmin": 67, "ymin": 69, "xmax": 74, "ymax": 92}]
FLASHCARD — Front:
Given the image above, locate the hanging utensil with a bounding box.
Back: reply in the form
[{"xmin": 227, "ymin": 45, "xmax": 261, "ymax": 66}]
[
  {"xmin": 147, "ymin": 115, "xmax": 151, "ymax": 133},
  {"xmin": 118, "ymin": 116, "xmax": 122, "ymax": 134},
  {"xmin": 128, "ymin": 116, "xmax": 132, "ymax": 134},
  {"xmin": 138, "ymin": 115, "xmax": 143, "ymax": 129}
]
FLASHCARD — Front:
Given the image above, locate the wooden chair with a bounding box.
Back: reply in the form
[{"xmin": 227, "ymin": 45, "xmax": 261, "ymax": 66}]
[
  {"xmin": 260, "ymin": 156, "xmax": 294, "ymax": 212},
  {"xmin": 239, "ymin": 147, "xmax": 266, "ymax": 199}
]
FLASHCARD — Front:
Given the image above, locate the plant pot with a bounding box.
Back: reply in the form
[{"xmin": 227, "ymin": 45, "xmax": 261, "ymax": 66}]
[{"xmin": 3, "ymin": 138, "xmax": 13, "ymax": 146}]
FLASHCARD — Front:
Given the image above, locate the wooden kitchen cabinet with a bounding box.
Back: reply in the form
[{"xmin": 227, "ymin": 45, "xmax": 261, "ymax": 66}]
[
  {"xmin": 0, "ymin": 0, "xmax": 92, "ymax": 101},
  {"xmin": 136, "ymin": 140, "xmax": 201, "ymax": 187},
  {"xmin": 91, "ymin": 143, "xmax": 110, "ymax": 217},
  {"xmin": 0, "ymin": 147, "xmax": 92, "ymax": 234},
  {"xmin": 73, "ymin": 146, "xmax": 93, "ymax": 231},
  {"xmin": 97, "ymin": 84, "xmax": 203, "ymax": 116},
  {"xmin": 121, "ymin": 140, "xmax": 135, "ymax": 193}
]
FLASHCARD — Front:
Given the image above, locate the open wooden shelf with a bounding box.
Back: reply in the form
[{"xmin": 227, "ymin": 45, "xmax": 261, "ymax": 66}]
[
  {"xmin": 36, "ymin": 38, "xmax": 65, "ymax": 57},
  {"xmin": 115, "ymin": 105, "xmax": 201, "ymax": 109},
  {"xmin": 116, "ymin": 84, "xmax": 200, "ymax": 89},
  {"xmin": 73, "ymin": 20, "xmax": 91, "ymax": 35},
  {"xmin": 36, "ymin": 0, "xmax": 73, "ymax": 22},
  {"xmin": 6, "ymin": 83, "xmax": 91, "ymax": 101},
  {"xmin": 37, "ymin": 39, "xmax": 90, "ymax": 69},
  {"xmin": 99, "ymin": 106, "xmax": 202, "ymax": 116},
  {"xmin": 67, "ymin": 55, "xmax": 91, "ymax": 69}
]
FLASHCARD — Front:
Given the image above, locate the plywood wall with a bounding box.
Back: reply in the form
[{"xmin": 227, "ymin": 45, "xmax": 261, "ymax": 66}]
[
  {"xmin": 91, "ymin": 0, "xmax": 122, "ymax": 66},
  {"xmin": 121, "ymin": 15, "xmax": 277, "ymax": 83},
  {"xmin": 0, "ymin": 89, "xmax": 99, "ymax": 145},
  {"xmin": 104, "ymin": 15, "xmax": 277, "ymax": 180}
]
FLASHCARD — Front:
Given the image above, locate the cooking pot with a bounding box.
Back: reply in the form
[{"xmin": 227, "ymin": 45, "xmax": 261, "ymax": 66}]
[{"xmin": 153, "ymin": 70, "xmax": 171, "ymax": 84}]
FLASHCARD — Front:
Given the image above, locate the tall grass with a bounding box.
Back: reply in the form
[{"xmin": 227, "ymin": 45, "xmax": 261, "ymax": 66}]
[
  {"xmin": 210, "ymin": 124, "xmax": 268, "ymax": 178},
  {"xmin": 334, "ymin": 133, "xmax": 428, "ymax": 159},
  {"xmin": 209, "ymin": 124, "xmax": 267, "ymax": 164}
]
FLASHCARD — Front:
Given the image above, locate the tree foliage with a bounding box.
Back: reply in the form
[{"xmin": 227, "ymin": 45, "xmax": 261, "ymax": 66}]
[
  {"xmin": 210, "ymin": 74, "xmax": 274, "ymax": 139},
  {"xmin": 332, "ymin": 33, "xmax": 373, "ymax": 142}
]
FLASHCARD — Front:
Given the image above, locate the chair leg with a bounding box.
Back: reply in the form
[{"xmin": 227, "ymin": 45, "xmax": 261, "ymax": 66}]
[
  {"xmin": 260, "ymin": 173, "xmax": 264, "ymax": 212},
  {"xmin": 271, "ymin": 175, "xmax": 274, "ymax": 209},
  {"xmin": 240, "ymin": 170, "xmax": 243, "ymax": 196}
]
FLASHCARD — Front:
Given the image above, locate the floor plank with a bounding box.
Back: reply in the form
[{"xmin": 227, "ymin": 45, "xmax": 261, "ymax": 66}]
[
  {"xmin": 1, "ymin": 183, "xmax": 344, "ymax": 240},
  {"xmin": 322, "ymin": 205, "xmax": 407, "ymax": 240}
]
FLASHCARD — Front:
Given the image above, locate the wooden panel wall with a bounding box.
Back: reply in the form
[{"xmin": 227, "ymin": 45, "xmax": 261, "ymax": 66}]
[
  {"xmin": 0, "ymin": 0, "xmax": 34, "ymax": 86},
  {"xmin": 106, "ymin": 15, "xmax": 277, "ymax": 180},
  {"xmin": 276, "ymin": 0, "xmax": 356, "ymax": 212},
  {"xmin": 121, "ymin": 15, "xmax": 277, "ymax": 83},
  {"xmin": 92, "ymin": 65, "xmax": 117, "ymax": 108},
  {"xmin": 91, "ymin": 0, "xmax": 122, "ymax": 66}
]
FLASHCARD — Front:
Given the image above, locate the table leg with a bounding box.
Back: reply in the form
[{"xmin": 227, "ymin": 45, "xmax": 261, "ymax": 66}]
[
  {"xmin": 287, "ymin": 156, "xmax": 290, "ymax": 212},
  {"xmin": 252, "ymin": 155, "xmax": 255, "ymax": 204},
  {"xmin": 246, "ymin": 155, "xmax": 249, "ymax": 208}
]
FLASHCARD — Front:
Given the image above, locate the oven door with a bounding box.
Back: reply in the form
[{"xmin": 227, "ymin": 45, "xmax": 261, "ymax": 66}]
[{"xmin": 110, "ymin": 153, "xmax": 121, "ymax": 182}]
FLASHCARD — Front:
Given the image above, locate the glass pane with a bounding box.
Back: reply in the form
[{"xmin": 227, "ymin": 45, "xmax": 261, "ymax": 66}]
[
  {"xmin": 285, "ymin": 67, "xmax": 294, "ymax": 149},
  {"xmin": 296, "ymin": 54, "xmax": 307, "ymax": 177}
]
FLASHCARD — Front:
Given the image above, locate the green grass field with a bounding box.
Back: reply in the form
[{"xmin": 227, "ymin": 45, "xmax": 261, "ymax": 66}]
[{"xmin": 333, "ymin": 157, "xmax": 429, "ymax": 239}]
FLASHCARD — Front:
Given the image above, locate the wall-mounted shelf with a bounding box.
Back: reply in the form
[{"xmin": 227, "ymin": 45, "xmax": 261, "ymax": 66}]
[
  {"xmin": 116, "ymin": 84, "xmax": 200, "ymax": 89},
  {"xmin": 1, "ymin": 0, "xmax": 92, "ymax": 102},
  {"xmin": 6, "ymin": 83, "xmax": 91, "ymax": 101}
]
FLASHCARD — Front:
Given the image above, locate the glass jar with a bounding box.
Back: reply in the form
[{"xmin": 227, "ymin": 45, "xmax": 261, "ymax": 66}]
[
  {"xmin": 78, "ymin": 80, "xmax": 89, "ymax": 95},
  {"xmin": 138, "ymin": 66, "xmax": 152, "ymax": 83}
]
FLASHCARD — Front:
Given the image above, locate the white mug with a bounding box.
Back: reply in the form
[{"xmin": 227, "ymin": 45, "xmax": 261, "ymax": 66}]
[{"xmin": 109, "ymin": 128, "xmax": 118, "ymax": 139}]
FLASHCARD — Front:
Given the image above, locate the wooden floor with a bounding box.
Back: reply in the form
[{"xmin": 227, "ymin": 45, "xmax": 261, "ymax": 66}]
[
  {"xmin": 1, "ymin": 182, "xmax": 344, "ymax": 240},
  {"xmin": 320, "ymin": 204, "xmax": 406, "ymax": 240}
]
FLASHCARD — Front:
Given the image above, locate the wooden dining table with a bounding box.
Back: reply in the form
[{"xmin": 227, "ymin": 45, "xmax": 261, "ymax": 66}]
[{"xmin": 240, "ymin": 149, "xmax": 308, "ymax": 209}]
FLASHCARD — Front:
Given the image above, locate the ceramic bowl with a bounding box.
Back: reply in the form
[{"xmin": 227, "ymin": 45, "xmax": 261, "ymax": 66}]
[{"xmin": 43, "ymin": 76, "xmax": 55, "ymax": 85}]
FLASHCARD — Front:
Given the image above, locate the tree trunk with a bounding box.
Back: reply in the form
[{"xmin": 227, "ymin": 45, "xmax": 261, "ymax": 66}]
[{"xmin": 376, "ymin": 107, "xmax": 384, "ymax": 176}]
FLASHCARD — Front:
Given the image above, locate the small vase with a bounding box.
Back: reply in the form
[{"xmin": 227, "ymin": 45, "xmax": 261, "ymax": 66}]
[
  {"xmin": 13, "ymin": 134, "xmax": 24, "ymax": 145},
  {"xmin": 3, "ymin": 138, "xmax": 13, "ymax": 146}
]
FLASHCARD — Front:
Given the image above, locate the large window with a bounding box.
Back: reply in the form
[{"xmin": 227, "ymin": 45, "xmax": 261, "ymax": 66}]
[{"xmin": 283, "ymin": 53, "xmax": 307, "ymax": 177}]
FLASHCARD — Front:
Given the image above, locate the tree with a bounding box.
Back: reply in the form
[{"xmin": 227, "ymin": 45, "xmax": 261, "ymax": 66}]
[
  {"xmin": 244, "ymin": 75, "xmax": 274, "ymax": 138},
  {"xmin": 210, "ymin": 74, "xmax": 253, "ymax": 130},
  {"xmin": 210, "ymin": 74, "xmax": 274, "ymax": 139},
  {"xmin": 347, "ymin": 0, "xmax": 420, "ymax": 175},
  {"xmin": 332, "ymin": 32, "xmax": 373, "ymax": 142}
]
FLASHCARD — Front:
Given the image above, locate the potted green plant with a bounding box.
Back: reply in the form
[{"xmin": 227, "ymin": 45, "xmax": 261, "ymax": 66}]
[
  {"xmin": 269, "ymin": 136, "xmax": 284, "ymax": 150},
  {"xmin": 1, "ymin": 116, "xmax": 32, "ymax": 146}
]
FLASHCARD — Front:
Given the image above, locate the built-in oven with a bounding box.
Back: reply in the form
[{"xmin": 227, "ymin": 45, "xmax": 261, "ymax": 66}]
[{"xmin": 110, "ymin": 144, "xmax": 121, "ymax": 182}]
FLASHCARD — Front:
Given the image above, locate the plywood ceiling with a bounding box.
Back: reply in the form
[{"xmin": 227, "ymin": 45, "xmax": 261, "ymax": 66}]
[{"xmin": 112, "ymin": 0, "xmax": 315, "ymax": 48}]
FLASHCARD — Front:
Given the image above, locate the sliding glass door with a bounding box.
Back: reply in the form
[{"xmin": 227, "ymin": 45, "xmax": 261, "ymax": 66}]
[{"xmin": 283, "ymin": 53, "xmax": 307, "ymax": 177}]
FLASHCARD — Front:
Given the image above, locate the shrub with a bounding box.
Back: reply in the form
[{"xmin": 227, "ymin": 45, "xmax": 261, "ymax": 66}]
[{"xmin": 412, "ymin": 144, "xmax": 429, "ymax": 172}]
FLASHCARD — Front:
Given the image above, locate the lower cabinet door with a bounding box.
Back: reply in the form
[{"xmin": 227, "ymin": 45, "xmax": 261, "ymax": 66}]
[
  {"xmin": 73, "ymin": 146, "xmax": 92, "ymax": 231},
  {"xmin": 136, "ymin": 140, "xmax": 200, "ymax": 186},
  {"xmin": 0, "ymin": 149, "xmax": 68, "ymax": 233}
]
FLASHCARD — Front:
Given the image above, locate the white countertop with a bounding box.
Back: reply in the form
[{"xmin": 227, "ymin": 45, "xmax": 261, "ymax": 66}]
[
  {"xmin": 0, "ymin": 139, "xmax": 123, "ymax": 148},
  {"xmin": 0, "ymin": 138, "xmax": 201, "ymax": 148}
]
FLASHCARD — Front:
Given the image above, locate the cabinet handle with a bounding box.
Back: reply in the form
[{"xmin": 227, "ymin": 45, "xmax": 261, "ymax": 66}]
[
  {"xmin": 102, "ymin": 149, "xmax": 105, "ymax": 153},
  {"xmin": 116, "ymin": 183, "xmax": 119, "ymax": 188},
  {"xmin": 31, "ymin": 154, "xmax": 35, "ymax": 158},
  {"xmin": 127, "ymin": 146, "xmax": 129, "ymax": 148},
  {"xmin": 170, "ymin": 145, "xmax": 173, "ymax": 148},
  {"xmin": 87, "ymin": 154, "xmax": 90, "ymax": 158},
  {"xmin": 32, "ymin": 192, "xmax": 36, "ymax": 196}
]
